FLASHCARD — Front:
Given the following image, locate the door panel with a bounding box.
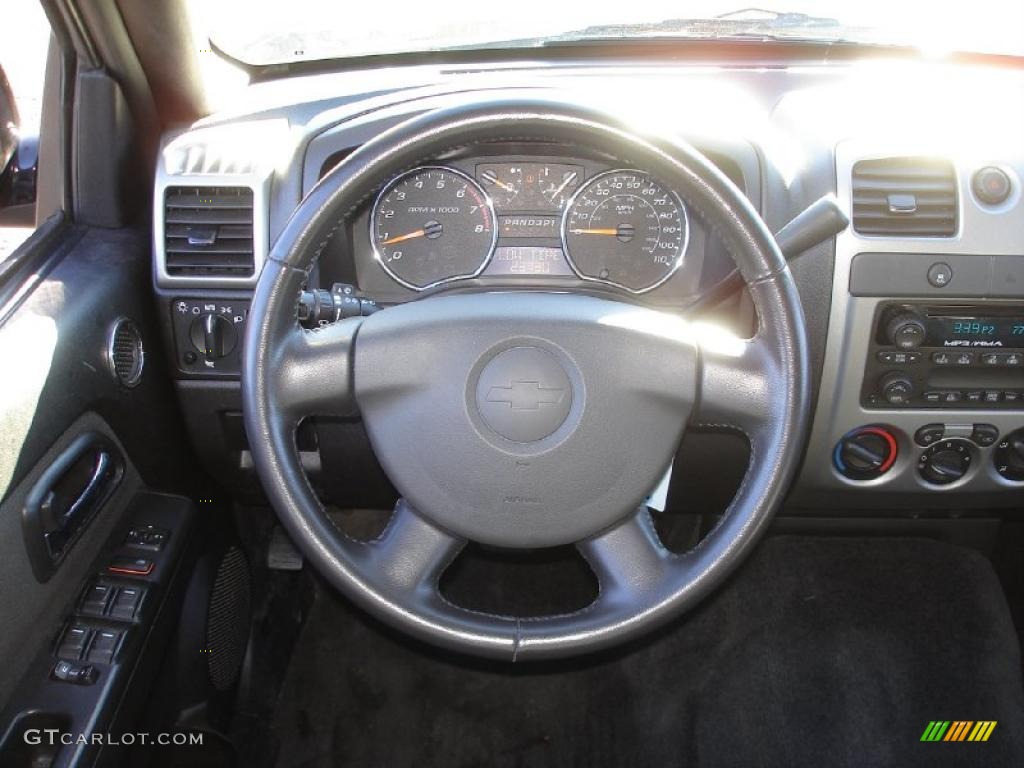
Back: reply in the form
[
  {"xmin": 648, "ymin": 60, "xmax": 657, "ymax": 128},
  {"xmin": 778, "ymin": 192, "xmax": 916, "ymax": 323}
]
[{"xmin": 0, "ymin": 222, "xmax": 197, "ymax": 706}]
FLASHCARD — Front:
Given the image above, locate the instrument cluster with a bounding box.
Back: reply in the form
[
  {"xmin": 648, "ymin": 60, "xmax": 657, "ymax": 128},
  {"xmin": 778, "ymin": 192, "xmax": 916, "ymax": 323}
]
[{"xmin": 365, "ymin": 155, "xmax": 692, "ymax": 295}]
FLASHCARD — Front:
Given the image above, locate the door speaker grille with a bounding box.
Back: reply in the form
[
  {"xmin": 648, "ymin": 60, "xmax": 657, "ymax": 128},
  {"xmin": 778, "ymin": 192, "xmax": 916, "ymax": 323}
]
[
  {"xmin": 107, "ymin": 318, "xmax": 144, "ymax": 387},
  {"xmin": 206, "ymin": 546, "xmax": 251, "ymax": 691}
]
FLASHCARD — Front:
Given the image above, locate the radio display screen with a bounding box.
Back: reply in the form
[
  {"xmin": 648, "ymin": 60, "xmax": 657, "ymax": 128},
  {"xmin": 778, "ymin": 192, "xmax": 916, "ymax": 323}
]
[{"xmin": 928, "ymin": 316, "xmax": 1024, "ymax": 347}]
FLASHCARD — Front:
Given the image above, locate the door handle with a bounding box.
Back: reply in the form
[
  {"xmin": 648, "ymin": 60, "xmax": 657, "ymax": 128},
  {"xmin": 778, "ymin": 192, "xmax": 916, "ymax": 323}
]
[
  {"xmin": 40, "ymin": 449, "xmax": 112, "ymax": 536},
  {"xmin": 22, "ymin": 432, "xmax": 124, "ymax": 582}
]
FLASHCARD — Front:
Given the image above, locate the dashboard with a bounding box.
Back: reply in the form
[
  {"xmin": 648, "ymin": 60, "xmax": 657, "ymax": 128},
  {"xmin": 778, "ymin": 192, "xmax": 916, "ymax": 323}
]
[{"xmin": 148, "ymin": 54, "xmax": 1024, "ymax": 511}]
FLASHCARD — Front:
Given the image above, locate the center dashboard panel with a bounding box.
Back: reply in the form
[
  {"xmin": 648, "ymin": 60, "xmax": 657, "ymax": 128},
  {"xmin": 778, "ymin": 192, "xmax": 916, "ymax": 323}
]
[{"xmin": 797, "ymin": 144, "xmax": 1024, "ymax": 505}]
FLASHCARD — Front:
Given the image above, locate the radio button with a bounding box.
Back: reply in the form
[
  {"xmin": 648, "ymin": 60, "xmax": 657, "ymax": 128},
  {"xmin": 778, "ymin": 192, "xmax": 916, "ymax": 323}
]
[
  {"xmin": 1004, "ymin": 391, "xmax": 1021, "ymax": 403},
  {"xmin": 966, "ymin": 391, "xmax": 984, "ymax": 403},
  {"xmin": 923, "ymin": 391, "xmax": 941, "ymax": 403},
  {"xmin": 954, "ymin": 352, "xmax": 975, "ymax": 366},
  {"xmin": 984, "ymin": 391, "xmax": 1003, "ymax": 403},
  {"xmin": 877, "ymin": 350, "xmax": 921, "ymax": 365},
  {"xmin": 931, "ymin": 352, "xmax": 952, "ymax": 365},
  {"xmin": 942, "ymin": 391, "xmax": 962, "ymax": 403},
  {"xmin": 1000, "ymin": 352, "xmax": 1022, "ymax": 366},
  {"xmin": 981, "ymin": 353, "xmax": 1001, "ymax": 366}
]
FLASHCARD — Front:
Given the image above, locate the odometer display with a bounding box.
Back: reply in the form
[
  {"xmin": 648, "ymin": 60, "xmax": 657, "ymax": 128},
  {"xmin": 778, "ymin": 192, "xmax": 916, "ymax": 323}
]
[
  {"xmin": 371, "ymin": 166, "xmax": 496, "ymax": 290},
  {"xmin": 562, "ymin": 170, "xmax": 688, "ymax": 293}
]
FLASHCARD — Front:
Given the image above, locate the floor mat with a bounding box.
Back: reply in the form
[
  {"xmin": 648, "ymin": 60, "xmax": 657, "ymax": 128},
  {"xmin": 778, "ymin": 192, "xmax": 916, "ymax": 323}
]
[{"xmin": 268, "ymin": 536, "xmax": 1024, "ymax": 768}]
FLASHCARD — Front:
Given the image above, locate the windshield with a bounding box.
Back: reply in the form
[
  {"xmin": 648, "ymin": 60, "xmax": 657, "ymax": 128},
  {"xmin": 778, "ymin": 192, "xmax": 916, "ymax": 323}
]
[{"xmin": 195, "ymin": 0, "xmax": 1023, "ymax": 66}]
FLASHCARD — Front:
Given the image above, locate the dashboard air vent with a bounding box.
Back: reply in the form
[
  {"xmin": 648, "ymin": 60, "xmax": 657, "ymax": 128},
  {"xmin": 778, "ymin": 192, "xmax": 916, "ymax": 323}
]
[
  {"xmin": 163, "ymin": 186, "xmax": 255, "ymax": 276},
  {"xmin": 852, "ymin": 158, "xmax": 957, "ymax": 237}
]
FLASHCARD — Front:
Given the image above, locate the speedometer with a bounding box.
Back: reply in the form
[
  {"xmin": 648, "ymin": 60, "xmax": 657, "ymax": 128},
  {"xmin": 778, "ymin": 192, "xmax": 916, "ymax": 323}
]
[
  {"xmin": 371, "ymin": 166, "xmax": 496, "ymax": 290},
  {"xmin": 561, "ymin": 170, "xmax": 688, "ymax": 293}
]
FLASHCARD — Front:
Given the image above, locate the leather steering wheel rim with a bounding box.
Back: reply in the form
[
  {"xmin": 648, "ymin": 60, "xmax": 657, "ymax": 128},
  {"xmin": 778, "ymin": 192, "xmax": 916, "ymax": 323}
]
[{"xmin": 242, "ymin": 96, "xmax": 810, "ymax": 661}]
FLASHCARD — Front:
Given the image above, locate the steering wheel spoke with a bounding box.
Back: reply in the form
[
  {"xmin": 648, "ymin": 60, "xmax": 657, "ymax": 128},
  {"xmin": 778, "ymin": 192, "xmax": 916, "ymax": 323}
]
[
  {"xmin": 272, "ymin": 319, "xmax": 362, "ymax": 422},
  {"xmin": 577, "ymin": 508, "xmax": 672, "ymax": 601},
  {"xmin": 693, "ymin": 328, "xmax": 775, "ymax": 434},
  {"xmin": 357, "ymin": 499, "xmax": 466, "ymax": 596}
]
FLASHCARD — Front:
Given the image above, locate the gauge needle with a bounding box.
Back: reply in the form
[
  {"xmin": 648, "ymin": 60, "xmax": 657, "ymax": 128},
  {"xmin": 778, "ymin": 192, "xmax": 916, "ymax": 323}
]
[
  {"xmin": 546, "ymin": 172, "xmax": 578, "ymax": 201},
  {"xmin": 481, "ymin": 170, "xmax": 517, "ymax": 194},
  {"xmin": 380, "ymin": 228, "xmax": 426, "ymax": 245},
  {"xmin": 570, "ymin": 228, "xmax": 619, "ymax": 235}
]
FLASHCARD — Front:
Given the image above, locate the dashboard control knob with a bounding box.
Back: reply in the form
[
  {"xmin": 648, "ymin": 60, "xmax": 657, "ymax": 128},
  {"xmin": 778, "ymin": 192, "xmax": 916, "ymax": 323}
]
[
  {"xmin": 878, "ymin": 372, "xmax": 914, "ymax": 405},
  {"xmin": 190, "ymin": 313, "xmax": 237, "ymax": 361},
  {"xmin": 994, "ymin": 428, "xmax": 1024, "ymax": 482},
  {"xmin": 918, "ymin": 439, "xmax": 972, "ymax": 485},
  {"xmin": 885, "ymin": 310, "xmax": 927, "ymax": 350},
  {"xmin": 834, "ymin": 426, "xmax": 898, "ymax": 480},
  {"xmin": 972, "ymin": 166, "xmax": 1011, "ymax": 206}
]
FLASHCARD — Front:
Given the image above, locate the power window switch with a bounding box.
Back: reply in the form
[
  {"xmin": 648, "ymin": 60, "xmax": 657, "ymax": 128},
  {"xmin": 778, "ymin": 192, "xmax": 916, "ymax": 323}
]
[
  {"xmin": 80, "ymin": 581, "xmax": 115, "ymax": 617},
  {"xmin": 108, "ymin": 555, "xmax": 154, "ymax": 577},
  {"xmin": 57, "ymin": 624, "xmax": 91, "ymax": 660},
  {"xmin": 52, "ymin": 660, "xmax": 97, "ymax": 685},
  {"xmin": 86, "ymin": 629, "xmax": 122, "ymax": 665},
  {"xmin": 125, "ymin": 525, "xmax": 170, "ymax": 552},
  {"xmin": 108, "ymin": 586, "xmax": 145, "ymax": 621}
]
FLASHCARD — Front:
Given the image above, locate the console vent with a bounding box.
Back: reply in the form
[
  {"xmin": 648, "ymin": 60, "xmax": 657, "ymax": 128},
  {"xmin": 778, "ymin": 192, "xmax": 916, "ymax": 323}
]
[
  {"xmin": 163, "ymin": 186, "xmax": 255, "ymax": 276},
  {"xmin": 852, "ymin": 158, "xmax": 957, "ymax": 237}
]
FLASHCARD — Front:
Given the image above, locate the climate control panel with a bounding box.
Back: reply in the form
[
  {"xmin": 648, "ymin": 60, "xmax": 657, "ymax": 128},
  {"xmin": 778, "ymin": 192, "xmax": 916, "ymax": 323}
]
[{"xmin": 833, "ymin": 421, "xmax": 1024, "ymax": 487}]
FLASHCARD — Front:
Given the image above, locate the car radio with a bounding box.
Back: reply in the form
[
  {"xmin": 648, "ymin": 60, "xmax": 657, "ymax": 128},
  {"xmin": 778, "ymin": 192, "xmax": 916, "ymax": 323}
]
[{"xmin": 862, "ymin": 303, "xmax": 1024, "ymax": 409}]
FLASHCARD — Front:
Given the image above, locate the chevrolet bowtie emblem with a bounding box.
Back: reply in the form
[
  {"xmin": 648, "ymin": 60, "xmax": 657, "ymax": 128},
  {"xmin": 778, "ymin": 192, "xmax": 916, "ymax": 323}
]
[{"xmin": 485, "ymin": 380, "xmax": 566, "ymax": 411}]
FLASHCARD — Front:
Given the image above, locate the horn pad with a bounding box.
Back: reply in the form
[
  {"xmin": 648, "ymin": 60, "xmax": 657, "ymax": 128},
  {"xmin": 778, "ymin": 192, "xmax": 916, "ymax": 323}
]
[
  {"xmin": 475, "ymin": 346, "xmax": 575, "ymax": 444},
  {"xmin": 353, "ymin": 292, "xmax": 697, "ymax": 548}
]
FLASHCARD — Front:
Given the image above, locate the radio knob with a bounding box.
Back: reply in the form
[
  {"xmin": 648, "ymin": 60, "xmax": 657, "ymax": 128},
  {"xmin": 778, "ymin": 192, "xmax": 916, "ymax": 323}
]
[
  {"xmin": 878, "ymin": 371, "xmax": 914, "ymax": 405},
  {"xmin": 918, "ymin": 439, "xmax": 972, "ymax": 485},
  {"xmin": 885, "ymin": 311, "xmax": 926, "ymax": 350}
]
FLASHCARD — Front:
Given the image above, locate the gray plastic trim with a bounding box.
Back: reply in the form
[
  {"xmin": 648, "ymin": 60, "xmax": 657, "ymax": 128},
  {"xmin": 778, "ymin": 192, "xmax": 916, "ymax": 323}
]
[{"xmin": 152, "ymin": 131, "xmax": 274, "ymax": 289}]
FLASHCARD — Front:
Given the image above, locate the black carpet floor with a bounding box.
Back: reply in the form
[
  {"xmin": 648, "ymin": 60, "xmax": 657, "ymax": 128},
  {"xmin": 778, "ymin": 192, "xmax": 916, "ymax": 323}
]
[{"xmin": 269, "ymin": 536, "xmax": 1024, "ymax": 768}]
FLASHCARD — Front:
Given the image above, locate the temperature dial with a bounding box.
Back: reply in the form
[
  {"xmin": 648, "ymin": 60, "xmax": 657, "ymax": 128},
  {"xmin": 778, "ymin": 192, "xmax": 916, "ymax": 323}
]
[
  {"xmin": 834, "ymin": 426, "xmax": 898, "ymax": 480},
  {"xmin": 917, "ymin": 438, "xmax": 973, "ymax": 485}
]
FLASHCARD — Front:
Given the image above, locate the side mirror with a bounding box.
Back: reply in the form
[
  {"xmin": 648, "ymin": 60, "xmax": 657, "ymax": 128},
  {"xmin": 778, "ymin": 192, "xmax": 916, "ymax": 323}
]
[{"xmin": 0, "ymin": 63, "xmax": 38, "ymax": 220}]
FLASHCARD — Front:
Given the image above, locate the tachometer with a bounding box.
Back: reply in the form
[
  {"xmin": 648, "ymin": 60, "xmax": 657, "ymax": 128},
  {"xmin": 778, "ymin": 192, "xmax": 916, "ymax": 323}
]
[
  {"xmin": 371, "ymin": 166, "xmax": 496, "ymax": 290},
  {"xmin": 561, "ymin": 170, "xmax": 688, "ymax": 293}
]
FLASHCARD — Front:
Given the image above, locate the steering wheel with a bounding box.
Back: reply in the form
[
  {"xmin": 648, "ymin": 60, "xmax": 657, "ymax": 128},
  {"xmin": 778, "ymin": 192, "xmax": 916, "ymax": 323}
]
[{"xmin": 242, "ymin": 97, "xmax": 809, "ymax": 661}]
